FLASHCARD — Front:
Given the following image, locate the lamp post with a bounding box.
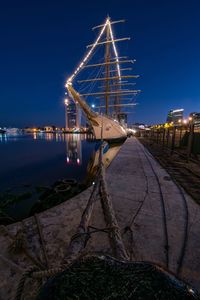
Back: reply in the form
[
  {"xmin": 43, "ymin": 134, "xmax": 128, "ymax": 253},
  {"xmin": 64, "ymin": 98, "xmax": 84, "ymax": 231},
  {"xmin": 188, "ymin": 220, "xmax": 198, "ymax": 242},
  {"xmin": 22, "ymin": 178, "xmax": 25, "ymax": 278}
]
[
  {"xmin": 178, "ymin": 119, "xmax": 183, "ymax": 147},
  {"xmin": 187, "ymin": 117, "xmax": 194, "ymax": 161},
  {"xmin": 162, "ymin": 126, "xmax": 166, "ymax": 149},
  {"xmin": 171, "ymin": 123, "xmax": 176, "ymax": 155}
]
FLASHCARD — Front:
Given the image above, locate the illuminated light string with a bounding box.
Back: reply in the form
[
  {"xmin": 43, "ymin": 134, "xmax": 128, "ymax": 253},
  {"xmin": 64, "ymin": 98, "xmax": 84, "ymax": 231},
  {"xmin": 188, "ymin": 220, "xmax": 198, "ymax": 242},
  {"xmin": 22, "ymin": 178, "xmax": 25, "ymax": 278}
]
[
  {"xmin": 66, "ymin": 18, "xmax": 109, "ymax": 86},
  {"xmin": 66, "ymin": 17, "xmax": 122, "ymax": 86},
  {"xmin": 107, "ymin": 20, "xmax": 121, "ymax": 80}
]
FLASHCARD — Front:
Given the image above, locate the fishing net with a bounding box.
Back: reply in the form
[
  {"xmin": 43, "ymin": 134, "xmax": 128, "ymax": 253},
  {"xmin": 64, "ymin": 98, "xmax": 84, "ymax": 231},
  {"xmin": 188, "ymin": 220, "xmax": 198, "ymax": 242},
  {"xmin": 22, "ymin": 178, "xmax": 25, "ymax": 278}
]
[{"xmin": 37, "ymin": 255, "xmax": 199, "ymax": 300}]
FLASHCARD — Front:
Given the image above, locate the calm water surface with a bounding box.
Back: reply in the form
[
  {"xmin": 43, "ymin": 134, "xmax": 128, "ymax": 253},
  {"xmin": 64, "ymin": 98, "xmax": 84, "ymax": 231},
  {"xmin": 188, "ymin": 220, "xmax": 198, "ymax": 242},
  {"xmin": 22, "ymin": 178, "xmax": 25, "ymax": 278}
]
[
  {"xmin": 0, "ymin": 133, "xmax": 98, "ymax": 219},
  {"xmin": 0, "ymin": 133, "xmax": 97, "ymax": 192}
]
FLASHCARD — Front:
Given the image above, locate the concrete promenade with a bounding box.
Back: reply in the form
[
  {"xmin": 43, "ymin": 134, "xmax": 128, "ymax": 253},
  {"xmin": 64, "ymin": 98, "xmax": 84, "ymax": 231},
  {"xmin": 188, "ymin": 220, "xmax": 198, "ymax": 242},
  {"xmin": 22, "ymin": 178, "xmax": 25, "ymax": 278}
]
[
  {"xmin": 106, "ymin": 138, "xmax": 200, "ymax": 287},
  {"xmin": 0, "ymin": 137, "xmax": 200, "ymax": 299}
]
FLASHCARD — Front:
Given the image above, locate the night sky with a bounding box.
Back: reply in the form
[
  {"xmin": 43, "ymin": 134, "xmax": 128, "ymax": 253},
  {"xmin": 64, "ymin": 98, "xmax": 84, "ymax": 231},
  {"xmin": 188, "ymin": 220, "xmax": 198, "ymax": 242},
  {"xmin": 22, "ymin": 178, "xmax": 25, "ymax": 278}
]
[{"xmin": 1, "ymin": 0, "xmax": 200, "ymax": 127}]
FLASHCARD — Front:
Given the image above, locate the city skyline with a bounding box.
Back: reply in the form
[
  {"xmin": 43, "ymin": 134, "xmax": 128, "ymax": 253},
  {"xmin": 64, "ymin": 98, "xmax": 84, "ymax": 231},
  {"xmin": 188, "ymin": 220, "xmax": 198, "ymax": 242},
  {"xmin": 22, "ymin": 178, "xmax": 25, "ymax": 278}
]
[{"xmin": 1, "ymin": 0, "xmax": 200, "ymax": 127}]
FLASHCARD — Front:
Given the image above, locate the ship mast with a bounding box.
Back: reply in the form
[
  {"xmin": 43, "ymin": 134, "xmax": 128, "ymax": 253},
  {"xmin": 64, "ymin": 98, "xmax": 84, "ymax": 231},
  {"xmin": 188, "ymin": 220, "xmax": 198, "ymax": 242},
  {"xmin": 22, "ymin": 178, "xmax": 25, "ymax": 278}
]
[
  {"xmin": 105, "ymin": 18, "xmax": 110, "ymax": 115},
  {"xmin": 65, "ymin": 17, "xmax": 140, "ymax": 126}
]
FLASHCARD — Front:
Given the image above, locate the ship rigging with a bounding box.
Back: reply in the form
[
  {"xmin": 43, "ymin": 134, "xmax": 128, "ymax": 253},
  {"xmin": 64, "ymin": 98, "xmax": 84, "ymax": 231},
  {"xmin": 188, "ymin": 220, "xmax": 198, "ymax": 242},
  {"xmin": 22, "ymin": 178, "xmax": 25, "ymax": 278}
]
[{"xmin": 65, "ymin": 17, "xmax": 140, "ymax": 142}]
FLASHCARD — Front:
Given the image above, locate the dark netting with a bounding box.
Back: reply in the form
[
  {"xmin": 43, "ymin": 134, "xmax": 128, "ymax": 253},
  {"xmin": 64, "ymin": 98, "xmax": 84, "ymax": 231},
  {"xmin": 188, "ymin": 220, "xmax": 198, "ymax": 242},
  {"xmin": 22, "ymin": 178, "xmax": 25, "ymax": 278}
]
[{"xmin": 37, "ymin": 255, "xmax": 199, "ymax": 300}]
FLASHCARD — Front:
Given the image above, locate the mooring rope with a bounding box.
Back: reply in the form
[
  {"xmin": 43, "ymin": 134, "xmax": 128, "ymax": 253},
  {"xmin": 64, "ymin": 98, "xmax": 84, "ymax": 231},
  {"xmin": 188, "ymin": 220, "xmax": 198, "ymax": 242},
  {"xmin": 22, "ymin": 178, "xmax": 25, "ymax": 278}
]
[
  {"xmin": 34, "ymin": 214, "xmax": 49, "ymax": 268},
  {"xmin": 98, "ymin": 144, "xmax": 129, "ymax": 261},
  {"xmin": 12, "ymin": 140, "xmax": 129, "ymax": 299},
  {"xmin": 13, "ymin": 151, "xmax": 102, "ymax": 299},
  {"xmin": 63, "ymin": 167, "xmax": 101, "ymax": 265}
]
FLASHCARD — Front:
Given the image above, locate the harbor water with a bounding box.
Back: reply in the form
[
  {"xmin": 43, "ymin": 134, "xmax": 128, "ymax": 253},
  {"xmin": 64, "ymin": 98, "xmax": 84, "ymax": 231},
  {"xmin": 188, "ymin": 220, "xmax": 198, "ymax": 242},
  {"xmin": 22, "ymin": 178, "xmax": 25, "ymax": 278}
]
[{"xmin": 0, "ymin": 133, "xmax": 98, "ymax": 221}]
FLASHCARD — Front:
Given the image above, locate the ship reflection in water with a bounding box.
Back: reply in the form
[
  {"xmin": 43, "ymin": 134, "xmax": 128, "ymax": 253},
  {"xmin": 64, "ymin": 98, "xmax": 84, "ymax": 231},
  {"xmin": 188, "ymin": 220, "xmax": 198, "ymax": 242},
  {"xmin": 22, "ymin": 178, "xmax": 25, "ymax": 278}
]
[
  {"xmin": 0, "ymin": 132, "xmax": 96, "ymax": 193},
  {"xmin": 0, "ymin": 132, "xmax": 122, "ymax": 185},
  {"xmin": 0, "ymin": 132, "xmax": 123, "ymax": 221}
]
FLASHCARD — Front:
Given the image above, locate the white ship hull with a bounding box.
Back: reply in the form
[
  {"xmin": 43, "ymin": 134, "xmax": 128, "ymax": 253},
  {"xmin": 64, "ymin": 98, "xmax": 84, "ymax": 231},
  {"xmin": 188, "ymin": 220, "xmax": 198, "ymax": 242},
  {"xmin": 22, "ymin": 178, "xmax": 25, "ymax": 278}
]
[{"xmin": 67, "ymin": 84, "xmax": 127, "ymax": 142}]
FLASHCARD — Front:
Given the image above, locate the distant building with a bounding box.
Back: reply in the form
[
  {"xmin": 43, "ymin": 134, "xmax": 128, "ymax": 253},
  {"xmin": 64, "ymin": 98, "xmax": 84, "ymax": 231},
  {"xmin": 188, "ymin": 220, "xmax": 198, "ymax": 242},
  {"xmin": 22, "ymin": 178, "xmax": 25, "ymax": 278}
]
[
  {"xmin": 190, "ymin": 112, "xmax": 200, "ymax": 126},
  {"xmin": 167, "ymin": 109, "xmax": 184, "ymax": 124},
  {"xmin": 131, "ymin": 123, "xmax": 147, "ymax": 130},
  {"xmin": 44, "ymin": 126, "xmax": 54, "ymax": 132},
  {"xmin": 65, "ymin": 101, "xmax": 80, "ymax": 130},
  {"xmin": 23, "ymin": 127, "xmax": 36, "ymax": 133}
]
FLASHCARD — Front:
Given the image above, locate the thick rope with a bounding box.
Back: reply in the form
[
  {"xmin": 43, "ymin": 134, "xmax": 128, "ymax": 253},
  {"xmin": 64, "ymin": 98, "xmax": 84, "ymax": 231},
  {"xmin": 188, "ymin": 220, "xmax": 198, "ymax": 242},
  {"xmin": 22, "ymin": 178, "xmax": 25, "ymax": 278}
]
[
  {"xmin": 29, "ymin": 225, "xmax": 117, "ymax": 281},
  {"xmin": 98, "ymin": 144, "xmax": 129, "ymax": 261},
  {"xmin": 63, "ymin": 167, "xmax": 101, "ymax": 264},
  {"xmin": 31, "ymin": 267, "xmax": 65, "ymax": 279},
  {"xmin": 13, "ymin": 170, "xmax": 101, "ymax": 299},
  {"xmin": 34, "ymin": 214, "xmax": 49, "ymax": 268},
  {"xmin": 13, "ymin": 141, "xmax": 129, "ymax": 299},
  {"xmin": 123, "ymin": 226, "xmax": 135, "ymax": 260}
]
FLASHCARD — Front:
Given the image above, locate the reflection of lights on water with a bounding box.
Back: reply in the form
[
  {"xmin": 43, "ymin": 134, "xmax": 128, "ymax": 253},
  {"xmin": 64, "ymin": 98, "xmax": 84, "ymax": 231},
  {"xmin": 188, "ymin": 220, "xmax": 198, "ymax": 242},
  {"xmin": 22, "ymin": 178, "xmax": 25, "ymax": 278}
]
[
  {"xmin": 55, "ymin": 133, "xmax": 63, "ymax": 142},
  {"xmin": 0, "ymin": 134, "xmax": 8, "ymax": 143},
  {"xmin": 66, "ymin": 157, "xmax": 81, "ymax": 165},
  {"xmin": 46, "ymin": 133, "xmax": 54, "ymax": 141},
  {"xmin": 72, "ymin": 133, "xmax": 79, "ymax": 140},
  {"xmin": 33, "ymin": 132, "xmax": 37, "ymax": 140}
]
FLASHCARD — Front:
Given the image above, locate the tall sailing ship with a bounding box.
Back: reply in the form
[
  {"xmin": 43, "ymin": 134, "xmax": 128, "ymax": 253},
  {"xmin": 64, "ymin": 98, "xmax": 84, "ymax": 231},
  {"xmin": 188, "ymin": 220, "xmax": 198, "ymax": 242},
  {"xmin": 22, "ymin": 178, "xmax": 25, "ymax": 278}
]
[{"xmin": 65, "ymin": 17, "xmax": 140, "ymax": 142}]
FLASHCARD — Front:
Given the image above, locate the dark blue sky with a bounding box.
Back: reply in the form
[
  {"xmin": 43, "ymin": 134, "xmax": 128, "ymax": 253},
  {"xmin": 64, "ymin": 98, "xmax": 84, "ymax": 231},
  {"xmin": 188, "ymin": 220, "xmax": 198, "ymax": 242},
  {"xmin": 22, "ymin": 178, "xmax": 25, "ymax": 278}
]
[{"xmin": 0, "ymin": 0, "xmax": 200, "ymax": 127}]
